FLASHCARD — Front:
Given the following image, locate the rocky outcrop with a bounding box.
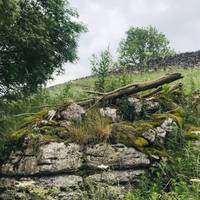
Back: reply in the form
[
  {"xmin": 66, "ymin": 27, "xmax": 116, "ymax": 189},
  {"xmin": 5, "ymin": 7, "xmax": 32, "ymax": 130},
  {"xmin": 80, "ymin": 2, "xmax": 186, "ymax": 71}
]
[
  {"xmin": 0, "ymin": 91, "xmax": 183, "ymax": 199},
  {"xmin": 100, "ymin": 107, "xmax": 120, "ymax": 122},
  {"xmin": 0, "ymin": 118, "xmax": 178, "ymax": 199},
  {"xmin": 60, "ymin": 103, "xmax": 85, "ymax": 122},
  {"xmin": 1, "ymin": 142, "xmax": 82, "ymax": 176},
  {"xmin": 0, "ymin": 142, "xmax": 151, "ymax": 200}
]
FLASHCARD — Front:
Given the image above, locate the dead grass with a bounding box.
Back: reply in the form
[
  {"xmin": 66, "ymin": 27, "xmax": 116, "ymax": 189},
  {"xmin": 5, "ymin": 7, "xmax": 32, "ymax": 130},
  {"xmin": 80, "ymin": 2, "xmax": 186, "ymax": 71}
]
[{"xmin": 68, "ymin": 109, "xmax": 112, "ymax": 144}]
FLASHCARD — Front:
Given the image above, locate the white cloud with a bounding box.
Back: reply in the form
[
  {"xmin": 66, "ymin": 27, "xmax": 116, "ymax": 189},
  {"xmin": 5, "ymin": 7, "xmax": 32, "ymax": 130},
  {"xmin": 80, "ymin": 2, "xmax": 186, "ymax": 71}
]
[{"xmin": 48, "ymin": 0, "xmax": 200, "ymax": 86}]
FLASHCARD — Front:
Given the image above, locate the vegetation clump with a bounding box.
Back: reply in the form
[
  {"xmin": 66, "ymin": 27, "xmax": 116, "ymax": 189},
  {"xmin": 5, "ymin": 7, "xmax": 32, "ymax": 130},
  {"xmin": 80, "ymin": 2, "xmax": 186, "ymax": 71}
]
[
  {"xmin": 0, "ymin": 0, "xmax": 86, "ymax": 97},
  {"xmin": 118, "ymin": 26, "xmax": 175, "ymax": 70}
]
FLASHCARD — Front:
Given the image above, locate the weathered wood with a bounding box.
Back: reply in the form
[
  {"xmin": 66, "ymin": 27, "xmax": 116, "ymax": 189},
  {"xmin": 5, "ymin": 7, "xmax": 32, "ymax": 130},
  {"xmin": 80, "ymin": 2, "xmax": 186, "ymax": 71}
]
[
  {"xmin": 142, "ymin": 87, "xmax": 163, "ymax": 98},
  {"xmin": 80, "ymin": 73, "xmax": 183, "ymax": 108},
  {"xmin": 168, "ymin": 83, "xmax": 183, "ymax": 93},
  {"xmin": 15, "ymin": 73, "xmax": 183, "ymax": 117},
  {"xmin": 101, "ymin": 73, "xmax": 183, "ymax": 101}
]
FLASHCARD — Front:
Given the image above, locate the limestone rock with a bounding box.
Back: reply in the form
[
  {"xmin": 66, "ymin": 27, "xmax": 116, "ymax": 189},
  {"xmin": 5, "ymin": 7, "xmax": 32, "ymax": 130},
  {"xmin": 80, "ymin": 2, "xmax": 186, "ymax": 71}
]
[
  {"xmin": 161, "ymin": 118, "xmax": 176, "ymax": 132},
  {"xmin": 143, "ymin": 98, "xmax": 160, "ymax": 114},
  {"xmin": 1, "ymin": 142, "xmax": 83, "ymax": 176},
  {"xmin": 37, "ymin": 142, "xmax": 82, "ymax": 174},
  {"xmin": 142, "ymin": 129, "xmax": 157, "ymax": 143},
  {"xmin": 0, "ymin": 176, "xmax": 83, "ymax": 200},
  {"xmin": 85, "ymin": 143, "xmax": 150, "ymax": 169},
  {"xmin": 100, "ymin": 107, "xmax": 120, "ymax": 122},
  {"xmin": 60, "ymin": 103, "xmax": 85, "ymax": 121},
  {"xmin": 86, "ymin": 184, "xmax": 126, "ymax": 200},
  {"xmin": 38, "ymin": 175, "xmax": 83, "ymax": 189},
  {"xmin": 128, "ymin": 97, "xmax": 143, "ymax": 115},
  {"xmin": 141, "ymin": 118, "xmax": 177, "ymax": 143},
  {"xmin": 85, "ymin": 170, "xmax": 145, "ymax": 185},
  {"xmin": 48, "ymin": 110, "xmax": 57, "ymax": 120}
]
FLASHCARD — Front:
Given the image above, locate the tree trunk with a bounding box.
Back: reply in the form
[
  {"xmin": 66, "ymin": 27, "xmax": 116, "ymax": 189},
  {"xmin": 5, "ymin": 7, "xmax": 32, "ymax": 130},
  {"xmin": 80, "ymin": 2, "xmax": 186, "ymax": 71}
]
[{"xmin": 79, "ymin": 73, "xmax": 183, "ymax": 108}]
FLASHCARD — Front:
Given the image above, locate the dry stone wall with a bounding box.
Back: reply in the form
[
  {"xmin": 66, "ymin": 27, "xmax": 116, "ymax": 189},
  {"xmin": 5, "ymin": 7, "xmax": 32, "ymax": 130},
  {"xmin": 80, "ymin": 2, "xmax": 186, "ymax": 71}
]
[
  {"xmin": 0, "ymin": 93, "xmax": 182, "ymax": 200},
  {"xmin": 70, "ymin": 50, "xmax": 200, "ymax": 83},
  {"xmin": 147, "ymin": 50, "xmax": 200, "ymax": 69},
  {"xmin": 0, "ymin": 120, "xmax": 176, "ymax": 200}
]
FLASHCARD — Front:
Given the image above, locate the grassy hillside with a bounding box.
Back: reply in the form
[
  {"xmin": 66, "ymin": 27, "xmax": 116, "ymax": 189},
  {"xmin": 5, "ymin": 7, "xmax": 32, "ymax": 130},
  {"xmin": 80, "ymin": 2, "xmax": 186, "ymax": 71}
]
[{"xmin": 48, "ymin": 67, "xmax": 200, "ymax": 100}]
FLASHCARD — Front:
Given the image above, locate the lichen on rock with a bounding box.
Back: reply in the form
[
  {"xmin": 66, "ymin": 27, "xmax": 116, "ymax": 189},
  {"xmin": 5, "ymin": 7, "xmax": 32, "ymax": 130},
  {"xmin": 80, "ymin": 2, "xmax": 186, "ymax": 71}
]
[{"xmin": 0, "ymin": 90, "xmax": 187, "ymax": 199}]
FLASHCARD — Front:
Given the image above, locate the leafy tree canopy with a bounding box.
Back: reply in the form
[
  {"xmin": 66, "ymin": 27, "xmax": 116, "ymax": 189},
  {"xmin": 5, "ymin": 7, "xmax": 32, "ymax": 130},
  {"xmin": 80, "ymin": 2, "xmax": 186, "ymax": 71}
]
[
  {"xmin": 118, "ymin": 26, "xmax": 175, "ymax": 69},
  {"xmin": 0, "ymin": 0, "xmax": 85, "ymax": 98}
]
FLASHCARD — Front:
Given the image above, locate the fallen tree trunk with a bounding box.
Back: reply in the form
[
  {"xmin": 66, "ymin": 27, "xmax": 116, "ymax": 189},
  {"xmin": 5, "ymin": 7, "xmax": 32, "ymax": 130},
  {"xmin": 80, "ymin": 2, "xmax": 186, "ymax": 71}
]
[
  {"xmin": 78, "ymin": 73, "xmax": 183, "ymax": 107},
  {"xmin": 102, "ymin": 73, "xmax": 183, "ymax": 100},
  {"xmin": 15, "ymin": 73, "xmax": 183, "ymax": 117},
  {"xmin": 141, "ymin": 87, "xmax": 163, "ymax": 98}
]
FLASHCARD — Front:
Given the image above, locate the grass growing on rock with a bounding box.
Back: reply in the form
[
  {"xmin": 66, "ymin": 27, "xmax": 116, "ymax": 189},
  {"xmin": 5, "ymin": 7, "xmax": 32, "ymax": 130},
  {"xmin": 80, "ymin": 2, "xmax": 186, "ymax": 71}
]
[
  {"xmin": 125, "ymin": 127, "xmax": 200, "ymax": 200},
  {"xmin": 0, "ymin": 67, "xmax": 200, "ymax": 199},
  {"xmin": 67, "ymin": 109, "xmax": 112, "ymax": 144},
  {"xmin": 123, "ymin": 93, "xmax": 200, "ymax": 200}
]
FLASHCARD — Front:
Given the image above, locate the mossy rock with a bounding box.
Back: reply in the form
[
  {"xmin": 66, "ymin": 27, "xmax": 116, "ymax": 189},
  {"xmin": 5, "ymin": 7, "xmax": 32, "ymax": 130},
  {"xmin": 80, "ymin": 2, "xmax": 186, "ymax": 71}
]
[
  {"xmin": 144, "ymin": 147, "xmax": 169, "ymax": 158},
  {"xmin": 133, "ymin": 137, "xmax": 149, "ymax": 147},
  {"xmin": 158, "ymin": 95, "xmax": 178, "ymax": 111},
  {"xmin": 184, "ymin": 124, "xmax": 200, "ymax": 132},
  {"xmin": 168, "ymin": 106, "xmax": 185, "ymax": 127},
  {"xmin": 5, "ymin": 182, "xmax": 60, "ymax": 200},
  {"xmin": 131, "ymin": 121, "xmax": 154, "ymax": 134},
  {"xmin": 185, "ymin": 132, "xmax": 200, "ymax": 140},
  {"xmin": 21, "ymin": 109, "xmax": 49, "ymax": 127},
  {"xmin": 151, "ymin": 111, "xmax": 183, "ymax": 128},
  {"xmin": 110, "ymin": 122, "xmax": 149, "ymax": 147},
  {"xmin": 11, "ymin": 127, "xmax": 36, "ymax": 141},
  {"xmin": 10, "ymin": 125, "xmax": 64, "ymax": 152},
  {"xmin": 151, "ymin": 114, "xmax": 169, "ymax": 127},
  {"xmin": 39, "ymin": 126, "xmax": 68, "ymax": 136},
  {"xmin": 184, "ymin": 124, "xmax": 200, "ymax": 140}
]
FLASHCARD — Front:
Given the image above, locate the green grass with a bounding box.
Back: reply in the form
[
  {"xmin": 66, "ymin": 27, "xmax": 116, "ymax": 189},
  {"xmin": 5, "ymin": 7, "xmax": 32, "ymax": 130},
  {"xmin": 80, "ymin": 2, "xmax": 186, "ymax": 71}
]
[
  {"xmin": 40, "ymin": 66, "xmax": 200, "ymax": 199},
  {"xmin": 48, "ymin": 67, "xmax": 200, "ymax": 100},
  {"xmin": 0, "ymin": 67, "xmax": 200, "ymax": 199},
  {"xmin": 125, "ymin": 128, "xmax": 200, "ymax": 200}
]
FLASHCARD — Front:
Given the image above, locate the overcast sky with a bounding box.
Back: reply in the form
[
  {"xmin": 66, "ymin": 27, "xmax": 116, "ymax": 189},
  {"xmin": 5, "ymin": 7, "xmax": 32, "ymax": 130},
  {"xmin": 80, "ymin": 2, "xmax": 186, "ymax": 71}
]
[{"xmin": 48, "ymin": 0, "xmax": 200, "ymax": 86}]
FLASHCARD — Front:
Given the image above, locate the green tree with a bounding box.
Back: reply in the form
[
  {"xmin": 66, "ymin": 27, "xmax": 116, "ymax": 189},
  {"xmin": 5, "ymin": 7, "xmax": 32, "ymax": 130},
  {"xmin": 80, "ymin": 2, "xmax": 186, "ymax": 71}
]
[
  {"xmin": 118, "ymin": 26, "xmax": 175, "ymax": 70},
  {"xmin": 0, "ymin": 0, "xmax": 85, "ymax": 97},
  {"xmin": 90, "ymin": 48, "xmax": 114, "ymax": 92}
]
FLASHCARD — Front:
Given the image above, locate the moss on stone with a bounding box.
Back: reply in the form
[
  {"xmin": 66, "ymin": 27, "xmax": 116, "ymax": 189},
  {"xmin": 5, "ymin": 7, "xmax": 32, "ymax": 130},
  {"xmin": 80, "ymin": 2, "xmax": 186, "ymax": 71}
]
[
  {"xmin": 10, "ymin": 125, "xmax": 63, "ymax": 148},
  {"xmin": 39, "ymin": 126, "xmax": 68, "ymax": 136},
  {"xmin": 144, "ymin": 147, "xmax": 169, "ymax": 158},
  {"xmin": 110, "ymin": 122, "xmax": 150, "ymax": 148},
  {"xmin": 184, "ymin": 124, "xmax": 200, "ymax": 132},
  {"xmin": 183, "ymin": 124, "xmax": 200, "ymax": 140},
  {"xmin": 11, "ymin": 127, "xmax": 35, "ymax": 141},
  {"xmin": 168, "ymin": 106, "xmax": 185, "ymax": 127},
  {"xmin": 21, "ymin": 109, "xmax": 49, "ymax": 127},
  {"xmin": 151, "ymin": 113, "xmax": 169, "ymax": 126},
  {"xmin": 158, "ymin": 95, "xmax": 178, "ymax": 111},
  {"xmin": 14, "ymin": 181, "xmax": 60, "ymax": 200},
  {"xmin": 151, "ymin": 111, "xmax": 183, "ymax": 128},
  {"xmin": 133, "ymin": 137, "xmax": 149, "ymax": 147},
  {"xmin": 131, "ymin": 121, "xmax": 154, "ymax": 135}
]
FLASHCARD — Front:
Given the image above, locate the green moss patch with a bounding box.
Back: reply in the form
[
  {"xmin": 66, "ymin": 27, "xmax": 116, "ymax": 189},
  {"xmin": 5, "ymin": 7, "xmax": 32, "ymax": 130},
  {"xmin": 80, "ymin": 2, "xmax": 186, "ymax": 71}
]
[
  {"xmin": 110, "ymin": 122, "xmax": 150, "ymax": 148},
  {"xmin": 144, "ymin": 147, "xmax": 169, "ymax": 158},
  {"xmin": 21, "ymin": 109, "xmax": 49, "ymax": 127},
  {"xmin": 184, "ymin": 124, "xmax": 200, "ymax": 140}
]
